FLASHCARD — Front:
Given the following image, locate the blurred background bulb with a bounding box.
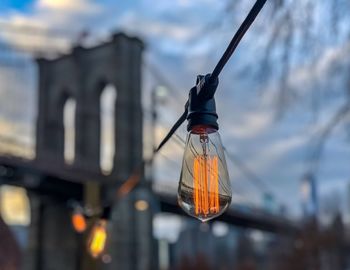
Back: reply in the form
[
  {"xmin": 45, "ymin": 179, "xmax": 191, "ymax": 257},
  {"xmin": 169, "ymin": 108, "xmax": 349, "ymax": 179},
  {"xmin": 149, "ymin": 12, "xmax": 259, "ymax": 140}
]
[
  {"xmin": 88, "ymin": 219, "xmax": 108, "ymax": 258},
  {"xmin": 71, "ymin": 208, "xmax": 87, "ymax": 233},
  {"xmin": 178, "ymin": 125, "xmax": 232, "ymax": 222}
]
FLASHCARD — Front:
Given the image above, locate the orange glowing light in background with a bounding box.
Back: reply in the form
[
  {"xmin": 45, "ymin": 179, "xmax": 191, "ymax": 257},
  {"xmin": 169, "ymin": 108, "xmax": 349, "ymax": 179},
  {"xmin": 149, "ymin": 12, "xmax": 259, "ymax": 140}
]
[
  {"xmin": 88, "ymin": 219, "xmax": 107, "ymax": 258},
  {"xmin": 193, "ymin": 155, "xmax": 219, "ymax": 216},
  {"xmin": 72, "ymin": 212, "xmax": 87, "ymax": 233}
]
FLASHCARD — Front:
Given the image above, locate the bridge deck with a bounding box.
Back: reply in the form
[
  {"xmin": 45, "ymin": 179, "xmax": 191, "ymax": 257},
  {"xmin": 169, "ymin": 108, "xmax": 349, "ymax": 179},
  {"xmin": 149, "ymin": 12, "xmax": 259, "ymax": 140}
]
[{"xmin": 0, "ymin": 155, "xmax": 300, "ymax": 234}]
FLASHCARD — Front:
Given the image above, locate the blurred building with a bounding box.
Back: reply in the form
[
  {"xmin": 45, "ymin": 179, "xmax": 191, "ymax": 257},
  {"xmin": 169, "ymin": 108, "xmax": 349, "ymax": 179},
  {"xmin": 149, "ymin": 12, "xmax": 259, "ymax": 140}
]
[
  {"xmin": 301, "ymin": 173, "xmax": 318, "ymax": 220},
  {"xmin": 170, "ymin": 221, "xmax": 238, "ymax": 270}
]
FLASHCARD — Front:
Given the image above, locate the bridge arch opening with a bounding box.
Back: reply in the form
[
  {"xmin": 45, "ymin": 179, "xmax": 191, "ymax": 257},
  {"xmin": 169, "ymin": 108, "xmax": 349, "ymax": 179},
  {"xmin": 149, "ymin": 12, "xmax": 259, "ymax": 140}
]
[
  {"xmin": 63, "ymin": 98, "xmax": 76, "ymax": 164},
  {"xmin": 100, "ymin": 84, "xmax": 117, "ymax": 174}
]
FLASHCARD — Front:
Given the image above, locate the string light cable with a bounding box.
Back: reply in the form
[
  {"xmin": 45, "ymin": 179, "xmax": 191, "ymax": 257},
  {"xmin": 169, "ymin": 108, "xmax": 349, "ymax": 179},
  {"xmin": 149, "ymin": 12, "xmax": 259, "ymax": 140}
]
[{"xmin": 156, "ymin": 0, "xmax": 268, "ymax": 154}]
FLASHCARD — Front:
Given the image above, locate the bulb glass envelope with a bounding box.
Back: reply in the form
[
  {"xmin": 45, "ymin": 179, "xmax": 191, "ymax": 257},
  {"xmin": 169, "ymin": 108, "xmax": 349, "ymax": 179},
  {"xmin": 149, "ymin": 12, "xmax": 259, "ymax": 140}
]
[{"xmin": 178, "ymin": 125, "xmax": 232, "ymax": 222}]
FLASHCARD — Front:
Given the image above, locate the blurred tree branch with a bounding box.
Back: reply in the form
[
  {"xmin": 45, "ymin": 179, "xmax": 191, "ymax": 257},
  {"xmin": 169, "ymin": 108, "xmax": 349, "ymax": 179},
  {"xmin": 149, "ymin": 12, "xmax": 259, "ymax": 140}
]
[{"xmin": 310, "ymin": 102, "xmax": 350, "ymax": 173}]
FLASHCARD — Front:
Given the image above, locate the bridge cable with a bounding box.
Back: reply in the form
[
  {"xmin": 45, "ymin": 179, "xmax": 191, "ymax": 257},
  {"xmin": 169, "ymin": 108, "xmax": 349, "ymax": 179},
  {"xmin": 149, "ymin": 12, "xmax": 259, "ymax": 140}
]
[{"xmin": 223, "ymin": 147, "xmax": 284, "ymax": 208}]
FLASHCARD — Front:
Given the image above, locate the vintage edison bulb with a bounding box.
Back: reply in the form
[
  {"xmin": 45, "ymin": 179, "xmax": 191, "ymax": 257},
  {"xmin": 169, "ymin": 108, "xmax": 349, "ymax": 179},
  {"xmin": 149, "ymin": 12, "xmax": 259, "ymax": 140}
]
[
  {"xmin": 88, "ymin": 219, "xmax": 108, "ymax": 258},
  {"xmin": 178, "ymin": 125, "xmax": 232, "ymax": 222},
  {"xmin": 71, "ymin": 209, "xmax": 87, "ymax": 233}
]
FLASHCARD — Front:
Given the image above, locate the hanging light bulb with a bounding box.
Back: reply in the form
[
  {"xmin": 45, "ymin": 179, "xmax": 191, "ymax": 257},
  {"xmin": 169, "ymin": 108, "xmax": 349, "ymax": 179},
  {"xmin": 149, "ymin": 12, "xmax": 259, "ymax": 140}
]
[
  {"xmin": 178, "ymin": 75, "xmax": 232, "ymax": 222},
  {"xmin": 87, "ymin": 206, "xmax": 111, "ymax": 259},
  {"xmin": 71, "ymin": 207, "xmax": 87, "ymax": 233},
  {"xmin": 88, "ymin": 219, "xmax": 108, "ymax": 258},
  {"xmin": 178, "ymin": 125, "xmax": 231, "ymax": 221}
]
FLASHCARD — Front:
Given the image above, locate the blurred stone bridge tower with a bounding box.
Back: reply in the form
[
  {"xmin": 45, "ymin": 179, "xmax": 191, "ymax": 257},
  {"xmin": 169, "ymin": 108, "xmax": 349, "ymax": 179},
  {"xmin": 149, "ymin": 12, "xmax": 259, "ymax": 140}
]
[
  {"xmin": 36, "ymin": 33, "xmax": 143, "ymax": 179},
  {"xmin": 31, "ymin": 34, "xmax": 156, "ymax": 270}
]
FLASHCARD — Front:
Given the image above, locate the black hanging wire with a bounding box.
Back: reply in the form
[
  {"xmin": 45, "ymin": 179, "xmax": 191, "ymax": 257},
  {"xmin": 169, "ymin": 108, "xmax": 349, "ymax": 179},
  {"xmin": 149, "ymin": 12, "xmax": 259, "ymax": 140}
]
[
  {"xmin": 210, "ymin": 0, "xmax": 268, "ymax": 80},
  {"xmin": 155, "ymin": 101, "xmax": 188, "ymax": 152},
  {"xmin": 156, "ymin": 0, "xmax": 268, "ymax": 150}
]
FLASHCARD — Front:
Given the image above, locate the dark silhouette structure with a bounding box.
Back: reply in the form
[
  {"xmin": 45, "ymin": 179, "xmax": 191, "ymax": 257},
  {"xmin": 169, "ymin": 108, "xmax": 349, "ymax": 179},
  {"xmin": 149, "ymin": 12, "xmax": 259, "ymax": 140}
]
[
  {"xmin": 36, "ymin": 33, "xmax": 143, "ymax": 179},
  {"xmin": 32, "ymin": 33, "xmax": 154, "ymax": 270},
  {"xmin": 0, "ymin": 216, "xmax": 20, "ymax": 270}
]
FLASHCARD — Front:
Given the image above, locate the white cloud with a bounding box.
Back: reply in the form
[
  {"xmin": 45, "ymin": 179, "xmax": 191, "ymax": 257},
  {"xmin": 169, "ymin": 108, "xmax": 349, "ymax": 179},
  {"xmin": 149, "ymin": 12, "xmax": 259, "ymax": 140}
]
[
  {"xmin": 119, "ymin": 12, "xmax": 197, "ymax": 44},
  {"xmin": 36, "ymin": 0, "xmax": 99, "ymax": 13},
  {"xmin": 226, "ymin": 109, "xmax": 273, "ymax": 139},
  {"xmin": 0, "ymin": 0, "xmax": 105, "ymax": 53}
]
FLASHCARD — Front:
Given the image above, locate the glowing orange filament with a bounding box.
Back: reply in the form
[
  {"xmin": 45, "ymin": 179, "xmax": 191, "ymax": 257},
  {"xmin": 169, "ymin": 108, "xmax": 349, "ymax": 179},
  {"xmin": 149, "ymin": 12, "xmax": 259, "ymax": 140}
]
[{"xmin": 193, "ymin": 156, "xmax": 219, "ymax": 216}]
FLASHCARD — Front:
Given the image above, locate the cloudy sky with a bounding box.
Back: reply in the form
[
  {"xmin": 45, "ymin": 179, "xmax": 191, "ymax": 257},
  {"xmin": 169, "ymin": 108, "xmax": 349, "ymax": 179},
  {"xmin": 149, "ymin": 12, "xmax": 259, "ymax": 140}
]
[{"xmin": 1, "ymin": 0, "xmax": 350, "ymax": 220}]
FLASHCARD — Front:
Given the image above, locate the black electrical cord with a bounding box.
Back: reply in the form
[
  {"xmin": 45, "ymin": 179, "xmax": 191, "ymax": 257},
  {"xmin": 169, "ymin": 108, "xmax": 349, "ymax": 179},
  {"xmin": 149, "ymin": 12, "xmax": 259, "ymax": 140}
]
[
  {"xmin": 156, "ymin": 0, "xmax": 268, "ymax": 150},
  {"xmin": 155, "ymin": 102, "xmax": 188, "ymax": 152},
  {"xmin": 210, "ymin": 0, "xmax": 268, "ymax": 80}
]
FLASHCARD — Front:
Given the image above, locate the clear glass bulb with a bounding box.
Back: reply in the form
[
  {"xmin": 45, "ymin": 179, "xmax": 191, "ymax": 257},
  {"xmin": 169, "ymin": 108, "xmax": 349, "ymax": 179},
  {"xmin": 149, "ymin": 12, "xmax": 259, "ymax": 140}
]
[
  {"xmin": 87, "ymin": 219, "xmax": 108, "ymax": 258},
  {"xmin": 178, "ymin": 125, "xmax": 232, "ymax": 222}
]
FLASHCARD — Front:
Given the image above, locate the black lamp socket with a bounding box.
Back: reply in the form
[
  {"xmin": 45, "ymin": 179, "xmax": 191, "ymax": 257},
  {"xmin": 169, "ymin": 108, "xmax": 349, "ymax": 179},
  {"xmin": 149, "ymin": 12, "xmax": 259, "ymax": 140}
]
[{"xmin": 187, "ymin": 74, "xmax": 219, "ymax": 131}]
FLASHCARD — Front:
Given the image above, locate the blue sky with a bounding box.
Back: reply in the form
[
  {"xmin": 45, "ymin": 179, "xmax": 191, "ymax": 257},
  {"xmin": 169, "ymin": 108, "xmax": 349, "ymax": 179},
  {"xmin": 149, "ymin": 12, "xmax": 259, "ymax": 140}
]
[
  {"xmin": 0, "ymin": 0, "xmax": 34, "ymax": 11},
  {"xmin": 0, "ymin": 0, "xmax": 350, "ymax": 221}
]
